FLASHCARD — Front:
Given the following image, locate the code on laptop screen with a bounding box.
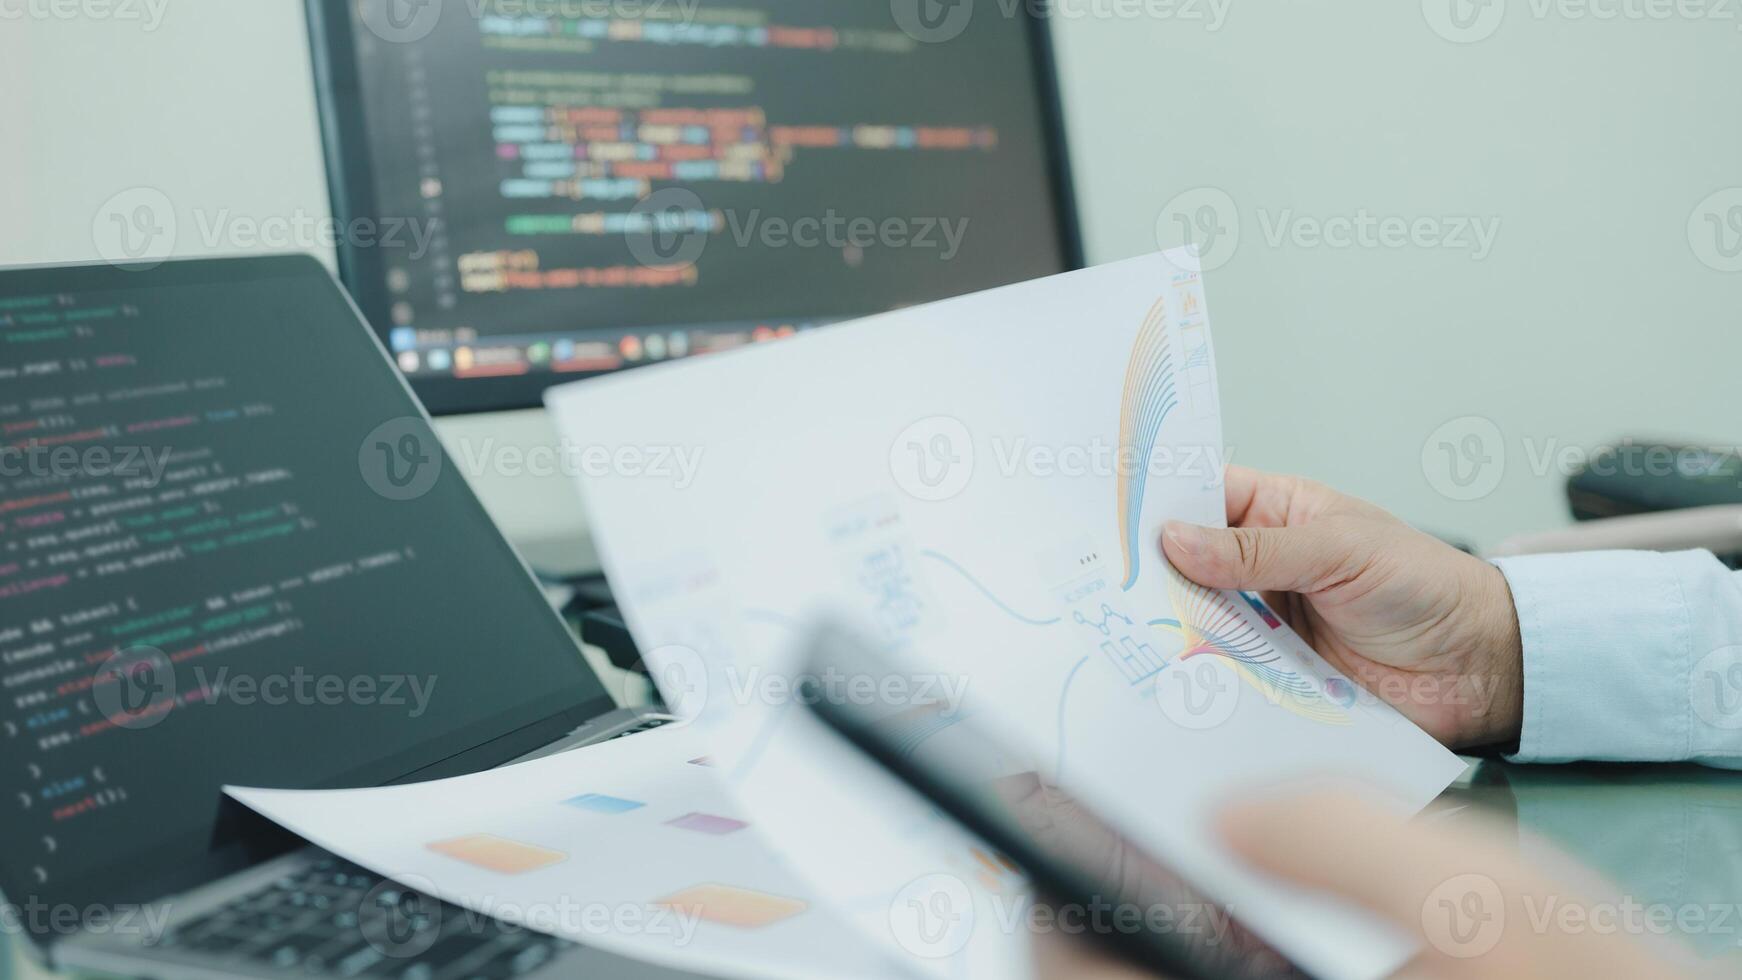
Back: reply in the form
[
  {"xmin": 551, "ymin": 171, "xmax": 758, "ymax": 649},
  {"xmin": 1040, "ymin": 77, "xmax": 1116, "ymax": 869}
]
[{"xmin": 0, "ymin": 258, "xmax": 610, "ymax": 917}]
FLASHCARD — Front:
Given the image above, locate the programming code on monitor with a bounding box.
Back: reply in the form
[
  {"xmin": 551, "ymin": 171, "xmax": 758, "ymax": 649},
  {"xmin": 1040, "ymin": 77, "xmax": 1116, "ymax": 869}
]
[
  {"xmin": 0, "ymin": 261, "xmax": 606, "ymax": 914},
  {"xmin": 329, "ymin": 0, "xmax": 1071, "ymax": 405}
]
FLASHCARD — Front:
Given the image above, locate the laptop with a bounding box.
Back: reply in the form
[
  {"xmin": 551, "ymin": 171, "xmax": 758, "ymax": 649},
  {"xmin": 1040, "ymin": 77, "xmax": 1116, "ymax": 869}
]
[{"xmin": 0, "ymin": 255, "xmax": 697, "ymax": 979}]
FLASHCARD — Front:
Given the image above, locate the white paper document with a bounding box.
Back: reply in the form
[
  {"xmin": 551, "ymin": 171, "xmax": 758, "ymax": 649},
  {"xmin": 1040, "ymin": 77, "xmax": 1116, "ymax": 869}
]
[
  {"xmin": 228, "ymin": 726, "xmax": 897, "ymax": 979},
  {"xmin": 547, "ymin": 250, "xmax": 1469, "ymax": 980}
]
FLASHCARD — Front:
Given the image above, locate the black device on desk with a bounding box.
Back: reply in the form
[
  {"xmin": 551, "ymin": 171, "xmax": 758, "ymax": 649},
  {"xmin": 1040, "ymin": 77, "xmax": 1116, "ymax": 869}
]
[
  {"xmin": 800, "ymin": 622, "xmax": 1307, "ymax": 980},
  {"xmin": 0, "ymin": 256, "xmax": 683, "ymax": 980},
  {"xmin": 1567, "ymin": 441, "xmax": 1742, "ymax": 520}
]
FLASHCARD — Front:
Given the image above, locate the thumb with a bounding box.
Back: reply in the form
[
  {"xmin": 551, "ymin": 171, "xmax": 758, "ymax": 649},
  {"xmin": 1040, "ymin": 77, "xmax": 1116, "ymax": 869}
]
[{"xmin": 1161, "ymin": 520, "xmax": 1360, "ymax": 593}]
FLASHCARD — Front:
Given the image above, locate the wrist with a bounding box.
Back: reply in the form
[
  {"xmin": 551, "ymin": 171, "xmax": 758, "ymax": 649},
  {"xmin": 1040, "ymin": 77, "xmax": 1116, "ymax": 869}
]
[{"xmin": 1462, "ymin": 561, "xmax": 1525, "ymax": 749}]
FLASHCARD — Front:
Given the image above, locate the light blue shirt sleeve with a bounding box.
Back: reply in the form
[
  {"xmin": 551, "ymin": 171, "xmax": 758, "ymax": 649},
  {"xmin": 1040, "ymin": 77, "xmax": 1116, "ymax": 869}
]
[{"xmin": 1492, "ymin": 549, "xmax": 1742, "ymax": 769}]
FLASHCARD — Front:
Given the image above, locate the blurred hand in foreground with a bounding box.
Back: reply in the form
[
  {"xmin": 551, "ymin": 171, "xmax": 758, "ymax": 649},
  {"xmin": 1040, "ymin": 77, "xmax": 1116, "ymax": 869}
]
[{"xmin": 1035, "ymin": 790, "xmax": 1688, "ymax": 980}]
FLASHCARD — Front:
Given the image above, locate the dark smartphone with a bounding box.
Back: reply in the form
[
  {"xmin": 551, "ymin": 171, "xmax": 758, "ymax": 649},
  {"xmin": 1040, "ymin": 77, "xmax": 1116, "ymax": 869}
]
[{"xmin": 798, "ymin": 620, "xmax": 1307, "ymax": 980}]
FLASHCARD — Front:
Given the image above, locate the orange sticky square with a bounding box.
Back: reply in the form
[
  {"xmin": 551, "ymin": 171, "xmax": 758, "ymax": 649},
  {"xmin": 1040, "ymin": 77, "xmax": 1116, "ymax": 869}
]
[
  {"xmin": 426, "ymin": 834, "xmax": 567, "ymax": 875},
  {"xmin": 656, "ymin": 884, "xmax": 808, "ymax": 929}
]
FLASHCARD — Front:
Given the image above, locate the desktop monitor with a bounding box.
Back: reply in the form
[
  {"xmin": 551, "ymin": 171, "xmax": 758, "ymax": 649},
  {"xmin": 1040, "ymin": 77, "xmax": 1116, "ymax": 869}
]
[{"xmin": 307, "ymin": 0, "xmax": 1081, "ymax": 568}]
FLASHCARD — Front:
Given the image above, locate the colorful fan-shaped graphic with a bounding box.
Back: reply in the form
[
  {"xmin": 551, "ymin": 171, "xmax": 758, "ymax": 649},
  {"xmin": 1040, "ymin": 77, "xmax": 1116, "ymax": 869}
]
[
  {"xmin": 1116, "ymin": 298, "xmax": 1180, "ymax": 591},
  {"xmin": 1155, "ymin": 566, "xmax": 1350, "ymax": 725}
]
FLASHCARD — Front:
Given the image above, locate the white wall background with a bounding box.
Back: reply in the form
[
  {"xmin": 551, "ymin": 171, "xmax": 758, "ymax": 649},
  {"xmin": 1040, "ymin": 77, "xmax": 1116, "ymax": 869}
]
[
  {"xmin": 1051, "ymin": 1, "xmax": 1742, "ymax": 545},
  {"xmin": 3, "ymin": 0, "xmax": 1738, "ymax": 549}
]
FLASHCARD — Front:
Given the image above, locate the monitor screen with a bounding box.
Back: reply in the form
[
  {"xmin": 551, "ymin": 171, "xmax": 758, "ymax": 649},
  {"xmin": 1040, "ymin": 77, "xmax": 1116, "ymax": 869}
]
[
  {"xmin": 0, "ymin": 257, "xmax": 614, "ymax": 922},
  {"xmin": 313, "ymin": 0, "xmax": 1078, "ymax": 414}
]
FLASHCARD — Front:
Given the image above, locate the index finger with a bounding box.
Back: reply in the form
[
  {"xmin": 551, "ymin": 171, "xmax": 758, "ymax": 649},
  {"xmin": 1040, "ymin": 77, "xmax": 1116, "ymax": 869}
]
[
  {"xmin": 1221, "ymin": 466, "xmax": 1353, "ymax": 529},
  {"xmin": 1223, "ymin": 466, "xmax": 1300, "ymax": 529}
]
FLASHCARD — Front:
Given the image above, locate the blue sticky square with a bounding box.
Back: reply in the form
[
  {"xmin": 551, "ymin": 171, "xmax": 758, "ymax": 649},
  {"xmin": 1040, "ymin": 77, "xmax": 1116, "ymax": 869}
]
[{"xmin": 563, "ymin": 793, "xmax": 644, "ymax": 814}]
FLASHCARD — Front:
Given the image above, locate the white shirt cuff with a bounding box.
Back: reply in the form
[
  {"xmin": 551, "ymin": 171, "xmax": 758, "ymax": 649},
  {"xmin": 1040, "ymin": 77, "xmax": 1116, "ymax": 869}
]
[{"xmin": 1492, "ymin": 550, "xmax": 1704, "ymax": 764}]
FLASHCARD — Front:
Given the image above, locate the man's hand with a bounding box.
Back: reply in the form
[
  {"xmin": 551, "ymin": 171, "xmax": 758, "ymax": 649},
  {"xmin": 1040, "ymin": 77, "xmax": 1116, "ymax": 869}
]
[
  {"xmin": 1035, "ymin": 792, "xmax": 1687, "ymax": 980},
  {"xmin": 1217, "ymin": 791, "xmax": 1684, "ymax": 979},
  {"xmin": 1159, "ymin": 466, "xmax": 1524, "ymax": 750}
]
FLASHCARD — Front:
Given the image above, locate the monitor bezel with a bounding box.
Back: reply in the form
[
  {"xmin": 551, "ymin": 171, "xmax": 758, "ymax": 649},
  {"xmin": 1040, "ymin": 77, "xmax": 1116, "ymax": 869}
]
[
  {"xmin": 305, "ymin": 0, "xmax": 1085, "ymax": 417},
  {"xmin": 0, "ymin": 254, "xmax": 617, "ymax": 951}
]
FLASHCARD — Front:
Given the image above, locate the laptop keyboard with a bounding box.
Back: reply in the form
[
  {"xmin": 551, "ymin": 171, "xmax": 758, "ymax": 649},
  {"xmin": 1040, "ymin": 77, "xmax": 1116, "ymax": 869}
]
[
  {"xmin": 153, "ymin": 718, "xmax": 675, "ymax": 978},
  {"xmin": 155, "ymin": 855, "xmax": 570, "ymax": 978}
]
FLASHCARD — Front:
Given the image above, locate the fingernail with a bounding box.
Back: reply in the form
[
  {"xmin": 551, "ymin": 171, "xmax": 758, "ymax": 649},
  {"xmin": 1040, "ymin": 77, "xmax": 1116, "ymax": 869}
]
[{"xmin": 1164, "ymin": 521, "xmax": 1207, "ymax": 556}]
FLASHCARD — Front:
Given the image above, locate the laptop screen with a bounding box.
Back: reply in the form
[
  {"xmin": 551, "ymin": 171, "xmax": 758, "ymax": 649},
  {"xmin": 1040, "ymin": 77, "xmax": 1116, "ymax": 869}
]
[{"xmin": 0, "ymin": 256, "xmax": 614, "ymax": 921}]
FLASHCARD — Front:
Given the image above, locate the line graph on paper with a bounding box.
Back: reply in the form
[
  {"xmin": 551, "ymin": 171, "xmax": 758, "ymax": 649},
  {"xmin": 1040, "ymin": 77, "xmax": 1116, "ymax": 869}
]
[
  {"xmin": 1116, "ymin": 295, "xmax": 1181, "ymax": 592},
  {"xmin": 729, "ymin": 281, "xmax": 1352, "ymax": 786}
]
